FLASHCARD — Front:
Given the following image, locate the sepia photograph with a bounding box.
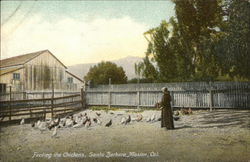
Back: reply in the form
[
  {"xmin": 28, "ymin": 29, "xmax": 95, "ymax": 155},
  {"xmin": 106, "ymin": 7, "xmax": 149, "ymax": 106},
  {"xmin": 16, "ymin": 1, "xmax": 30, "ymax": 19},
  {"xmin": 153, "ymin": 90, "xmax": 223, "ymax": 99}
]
[{"xmin": 0, "ymin": 0, "xmax": 249, "ymax": 162}]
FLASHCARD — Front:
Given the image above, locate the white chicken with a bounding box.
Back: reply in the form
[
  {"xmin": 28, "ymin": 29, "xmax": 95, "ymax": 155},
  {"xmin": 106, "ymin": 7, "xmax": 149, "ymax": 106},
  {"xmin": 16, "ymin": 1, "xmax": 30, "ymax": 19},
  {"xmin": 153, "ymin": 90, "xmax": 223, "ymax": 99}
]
[
  {"xmin": 150, "ymin": 114, "xmax": 156, "ymax": 122},
  {"xmin": 52, "ymin": 126, "xmax": 58, "ymax": 138},
  {"xmin": 146, "ymin": 116, "xmax": 151, "ymax": 122},
  {"xmin": 73, "ymin": 119, "xmax": 84, "ymax": 128},
  {"xmin": 120, "ymin": 117, "xmax": 126, "ymax": 124},
  {"xmin": 20, "ymin": 118, "xmax": 25, "ymax": 125},
  {"xmin": 65, "ymin": 118, "xmax": 73, "ymax": 127},
  {"xmin": 37, "ymin": 121, "xmax": 47, "ymax": 133}
]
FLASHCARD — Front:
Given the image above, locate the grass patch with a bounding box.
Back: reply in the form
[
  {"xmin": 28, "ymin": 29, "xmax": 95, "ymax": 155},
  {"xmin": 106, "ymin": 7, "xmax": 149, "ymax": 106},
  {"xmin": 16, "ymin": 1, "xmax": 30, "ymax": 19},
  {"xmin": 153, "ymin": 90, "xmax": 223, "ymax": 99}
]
[
  {"xmin": 89, "ymin": 106, "xmax": 120, "ymax": 112},
  {"xmin": 89, "ymin": 106, "xmax": 160, "ymax": 113}
]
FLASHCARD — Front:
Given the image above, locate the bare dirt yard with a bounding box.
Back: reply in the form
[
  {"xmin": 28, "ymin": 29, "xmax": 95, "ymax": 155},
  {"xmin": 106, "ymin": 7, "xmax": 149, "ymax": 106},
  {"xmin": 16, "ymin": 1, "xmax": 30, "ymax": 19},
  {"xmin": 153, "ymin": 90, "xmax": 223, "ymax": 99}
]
[{"xmin": 0, "ymin": 109, "xmax": 249, "ymax": 162}]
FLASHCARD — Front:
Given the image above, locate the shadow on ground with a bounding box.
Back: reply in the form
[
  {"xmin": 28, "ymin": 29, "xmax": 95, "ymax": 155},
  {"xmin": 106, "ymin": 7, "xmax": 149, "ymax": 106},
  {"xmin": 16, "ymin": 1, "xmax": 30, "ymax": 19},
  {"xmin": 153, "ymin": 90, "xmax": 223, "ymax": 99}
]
[{"xmin": 193, "ymin": 110, "xmax": 250, "ymax": 129}]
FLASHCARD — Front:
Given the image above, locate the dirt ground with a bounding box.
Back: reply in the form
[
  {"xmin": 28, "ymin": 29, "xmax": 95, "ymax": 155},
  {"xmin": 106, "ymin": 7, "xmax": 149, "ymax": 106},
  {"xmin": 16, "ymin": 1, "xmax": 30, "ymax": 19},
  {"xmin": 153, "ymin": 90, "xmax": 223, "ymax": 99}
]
[{"xmin": 0, "ymin": 109, "xmax": 249, "ymax": 162}]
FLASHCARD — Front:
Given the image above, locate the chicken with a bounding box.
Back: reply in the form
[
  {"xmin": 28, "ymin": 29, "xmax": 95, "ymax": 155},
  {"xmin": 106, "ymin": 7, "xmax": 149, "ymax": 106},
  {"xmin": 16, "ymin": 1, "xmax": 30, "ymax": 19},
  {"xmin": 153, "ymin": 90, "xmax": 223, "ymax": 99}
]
[
  {"xmin": 31, "ymin": 122, "xmax": 35, "ymax": 127},
  {"xmin": 93, "ymin": 118, "xmax": 98, "ymax": 123},
  {"xmin": 20, "ymin": 118, "xmax": 25, "ymax": 125},
  {"xmin": 150, "ymin": 114, "xmax": 156, "ymax": 121},
  {"xmin": 65, "ymin": 118, "xmax": 73, "ymax": 127},
  {"xmin": 48, "ymin": 118, "xmax": 60, "ymax": 130},
  {"xmin": 82, "ymin": 116, "xmax": 88, "ymax": 125},
  {"xmin": 146, "ymin": 116, "xmax": 151, "ymax": 122},
  {"xmin": 37, "ymin": 121, "xmax": 47, "ymax": 133},
  {"xmin": 181, "ymin": 108, "xmax": 189, "ymax": 115},
  {"xmin": 173, "ymin": 116, "xmax": 180, "ymax": 121},
  {"xmin": 73, "ymin": 119, "xmax": 84, "ymax": 128},
  {"xmin": 105, "ymin": 119, "xmax": 112, "ymax": 127},
  {"xmin": 85, "ymin": 119, "xmax": 91, "ymax": 128},
  {"xmin": 125, "ymin": 115, "xmax": 131, "ymax": 125},
  {"xmin": 51, "ymin": 126, "xmax": 57, "ymax": 138},
  {"xmin": 188, "ymin": 108, "xmax": 193, "ymax": 114},
  {"xmin": 120, "ymin": 117, "xmax": 126, "ymax": 124},
  {"xmin": 181, "ymin": 107, "xmax": 192, "ymax": 115},
  {"xmin": 96, "ymin": 118, "xmax": 102, "ymax": 125},
  {"xmin": 136, "ymin": 114, "xmax": 143, "ymax": 122},
  {"xmin": 174, "ymin": 111, "xmax": 180, "ymax": 116}
]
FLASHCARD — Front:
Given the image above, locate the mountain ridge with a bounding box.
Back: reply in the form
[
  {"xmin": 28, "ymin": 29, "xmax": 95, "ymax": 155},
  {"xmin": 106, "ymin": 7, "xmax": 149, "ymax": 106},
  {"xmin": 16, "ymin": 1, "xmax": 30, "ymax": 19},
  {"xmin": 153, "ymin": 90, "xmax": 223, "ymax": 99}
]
[{"xmin": 67, "ymin": 56, "xmax": 143, "ymax": 80}]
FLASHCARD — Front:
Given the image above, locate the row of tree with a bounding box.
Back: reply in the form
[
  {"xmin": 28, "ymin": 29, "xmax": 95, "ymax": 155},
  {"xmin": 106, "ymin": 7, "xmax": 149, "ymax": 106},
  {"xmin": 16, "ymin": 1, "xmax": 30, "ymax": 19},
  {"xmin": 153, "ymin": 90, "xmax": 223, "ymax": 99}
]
[
  {"xmin": 136, "ymin": 0, "xmax": 250, "ymax": 82},
  {"xmin": 84, "ymin": 61, "xmax": 153, "ymax": 85}
]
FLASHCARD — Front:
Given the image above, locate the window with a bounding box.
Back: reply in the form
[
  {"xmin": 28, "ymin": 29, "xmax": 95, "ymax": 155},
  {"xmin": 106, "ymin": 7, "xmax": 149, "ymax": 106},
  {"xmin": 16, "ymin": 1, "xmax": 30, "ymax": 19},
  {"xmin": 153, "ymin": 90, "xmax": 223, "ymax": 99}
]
[
  {"xmin": 0, "ymin": 83, "xmax": 6, "ymax": 93},
  {"xmin": 13, "ymin": 73, "xmax": 20, "ymax": 80},
  {"xmin": 67, "ymin": 77, "xmax": 73, "ymax": 83}
]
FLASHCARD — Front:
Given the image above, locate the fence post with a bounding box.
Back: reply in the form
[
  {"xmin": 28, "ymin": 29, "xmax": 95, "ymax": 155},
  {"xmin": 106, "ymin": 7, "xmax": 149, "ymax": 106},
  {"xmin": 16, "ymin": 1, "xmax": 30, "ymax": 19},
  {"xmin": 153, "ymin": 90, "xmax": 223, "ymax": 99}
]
[
  {"xmin": 209, "ymin": 81, "xmax": 213, "ymax": 111},
  {"xmin": 23, "ymin": 92, "xmax": 26, "ymax": 100},
  {"xmin": 81, "ymin": 88, "xmax": 85, "ymax": 109},
  {"xmin": 8, "ymin": 86, "xmax": 12, "ymax": 121},
  {"xmin": 30, "ymin": 100, "xmax": 32, "ymax": 118},
  {"xmin": 137, "ymin": 91, "xmax": 140, "ymax": 109},
  {"xmin": 42, "ymin": 92, "xmax": 45, "ymax": 106},
  {"xmin": 51, "ymin": 83, "xmax": 54, "ymax": 118},
  {"xmin": 170, "ymin": 91, "xmax": 174, "ymax": 110},
  {"xmin": 108, "ymin": 78, "xmax": 111, "ymax": 109}
]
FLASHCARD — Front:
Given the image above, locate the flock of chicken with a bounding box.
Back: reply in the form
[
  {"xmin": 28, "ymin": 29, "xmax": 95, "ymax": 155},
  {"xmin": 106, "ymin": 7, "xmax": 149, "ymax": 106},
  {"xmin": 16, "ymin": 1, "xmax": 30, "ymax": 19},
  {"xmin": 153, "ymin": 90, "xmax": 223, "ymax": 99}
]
[{"xmin": 19, "ymin": 108, "xmax": 192, "ymax": 138}]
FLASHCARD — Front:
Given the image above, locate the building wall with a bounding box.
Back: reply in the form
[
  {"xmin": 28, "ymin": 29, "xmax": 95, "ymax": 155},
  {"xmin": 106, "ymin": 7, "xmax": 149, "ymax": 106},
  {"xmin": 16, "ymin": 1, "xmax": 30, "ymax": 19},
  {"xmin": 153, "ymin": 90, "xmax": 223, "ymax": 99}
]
[
  {"xmin": 0, "ymin": 68, "xmax": 24, "ymax": 91},
  {"xmin": 0, "ymin": 51, "xmax": 83, "ymax": 92},
  {"xmin": 24, "ymin": 51, "xmax": 67, "ymax": 91},
  {"xmin": 65, "ymin": 72, "xmax": 83, "ymax": 91}
]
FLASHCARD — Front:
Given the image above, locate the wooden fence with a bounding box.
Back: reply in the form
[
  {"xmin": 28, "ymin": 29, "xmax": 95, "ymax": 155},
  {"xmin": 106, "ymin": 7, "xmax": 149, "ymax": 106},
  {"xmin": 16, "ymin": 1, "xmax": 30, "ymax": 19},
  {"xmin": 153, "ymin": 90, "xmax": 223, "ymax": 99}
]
[
  {"xmin": 0, "ymin": 91, "xmax": 80, "ymax": 101},
  {"xmin": 0, "ymin": 91, "xmax": 86, "ymax": 122},
  {"xmin": 86, "ymin": 82, "xmax": 250, "ymax": 109}
]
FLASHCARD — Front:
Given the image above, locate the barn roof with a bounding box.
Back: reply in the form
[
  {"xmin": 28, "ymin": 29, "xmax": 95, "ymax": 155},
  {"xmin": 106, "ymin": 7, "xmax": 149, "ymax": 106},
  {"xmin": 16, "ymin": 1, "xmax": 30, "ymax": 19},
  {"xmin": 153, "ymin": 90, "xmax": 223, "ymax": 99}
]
[
  {"xmin": 66, "ymin": 71, "xmax": 84, "ymax": 83},
  {"xmin": 0, "ymin": 67, "xmax": 24, "ymax": 76},
  {"xmin": 0, "ymin": 50, "xmax": 67, "ymax": 68}
]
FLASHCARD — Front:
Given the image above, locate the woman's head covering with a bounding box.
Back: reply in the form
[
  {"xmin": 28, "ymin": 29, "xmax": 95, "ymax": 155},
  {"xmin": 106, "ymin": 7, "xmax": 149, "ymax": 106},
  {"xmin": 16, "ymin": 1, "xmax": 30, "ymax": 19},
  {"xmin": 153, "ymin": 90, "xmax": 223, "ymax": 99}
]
[{"xmin": 161, "ymin": 87, "xmax": 168, "ymax": 93}]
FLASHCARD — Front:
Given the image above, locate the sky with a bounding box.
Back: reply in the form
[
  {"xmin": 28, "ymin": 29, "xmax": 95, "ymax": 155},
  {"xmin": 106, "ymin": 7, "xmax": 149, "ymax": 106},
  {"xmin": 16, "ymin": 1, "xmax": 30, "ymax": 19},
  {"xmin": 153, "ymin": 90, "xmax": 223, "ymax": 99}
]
[{"xmin": 1, "ymin": 1, "xmax": 175, "ymax": 66}]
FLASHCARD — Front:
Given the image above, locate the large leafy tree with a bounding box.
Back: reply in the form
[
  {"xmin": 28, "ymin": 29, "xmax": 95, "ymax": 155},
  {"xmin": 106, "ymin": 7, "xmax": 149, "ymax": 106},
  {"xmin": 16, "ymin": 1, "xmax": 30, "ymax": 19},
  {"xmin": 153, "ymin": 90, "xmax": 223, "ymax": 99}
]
[
  {"xmin": 217, "ymin": 0, "xmax": 250, "ymax": 80},
  {"xmin": 135, "ymin": 55, "xmax": 158, "ymax": 82},
  {"xmin": 169, "ymin": 0, "xmax": 223, "ymax": 81},
  {"xmin": 139, "ymin": 0, "xmax": 225, "ymax": 82},
  {"xmin": 138, "ymin": 0, "xmax": 250, "ymax": 82},
  {"xmin": 84, "ymin": 61, "xmax": 127, "ymax": 85}
]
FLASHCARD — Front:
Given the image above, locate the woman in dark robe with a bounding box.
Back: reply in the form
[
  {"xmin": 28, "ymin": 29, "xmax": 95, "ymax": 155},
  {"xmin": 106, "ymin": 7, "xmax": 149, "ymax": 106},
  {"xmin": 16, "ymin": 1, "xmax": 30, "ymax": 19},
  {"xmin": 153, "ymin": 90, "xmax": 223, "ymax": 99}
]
[{"xmin": 160, "ymin": 87, "xmax": 174, "ymax": 129}]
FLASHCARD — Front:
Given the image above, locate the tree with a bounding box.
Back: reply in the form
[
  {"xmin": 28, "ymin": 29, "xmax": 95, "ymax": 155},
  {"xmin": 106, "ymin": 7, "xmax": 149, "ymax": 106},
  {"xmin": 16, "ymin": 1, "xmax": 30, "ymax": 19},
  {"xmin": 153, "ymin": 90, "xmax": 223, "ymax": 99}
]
[
  {"xmin": 138, "ymin": 0, "xmax": 226, "ymax": 82},
  {"xmin": 172, "ymin": 0, "xmax": 224, "ymax": 81},
  {"xmin": 137, "ymin": 0, "xmax": 250, "ymax": 82},
  {"xmin": 135, "ymin": 55, "xmax": 158, "ymax": 82},
  {"xmin": 216, "ymin": 0, "xmax": 250, "ymax": 80},
  {"xmin": 84, "ymin": 61, "xmax": 127, "ymax": 85}
]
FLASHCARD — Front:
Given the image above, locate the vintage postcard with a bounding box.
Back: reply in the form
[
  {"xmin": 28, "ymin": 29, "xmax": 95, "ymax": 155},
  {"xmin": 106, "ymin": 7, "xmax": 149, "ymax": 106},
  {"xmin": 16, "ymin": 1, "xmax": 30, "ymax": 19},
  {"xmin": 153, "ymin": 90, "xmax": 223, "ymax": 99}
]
[{"xmin": 0, "ymin": 0, "xmax": 249, "ymax": 162}]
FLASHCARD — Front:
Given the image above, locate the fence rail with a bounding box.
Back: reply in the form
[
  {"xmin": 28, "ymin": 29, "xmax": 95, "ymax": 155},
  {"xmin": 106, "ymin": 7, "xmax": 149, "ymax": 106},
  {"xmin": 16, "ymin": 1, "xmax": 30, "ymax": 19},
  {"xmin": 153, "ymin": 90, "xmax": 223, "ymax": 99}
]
[
  {"xmin": 86, "ymin": 82, "xmax": 250, "ymax": 109},
  {"xmin": 0, "ymin": 92, "xmax": 86, "ymax": 122},
  {"xmin": 0, "ymin": 91, "xmax": 80, "ymax": 101}
]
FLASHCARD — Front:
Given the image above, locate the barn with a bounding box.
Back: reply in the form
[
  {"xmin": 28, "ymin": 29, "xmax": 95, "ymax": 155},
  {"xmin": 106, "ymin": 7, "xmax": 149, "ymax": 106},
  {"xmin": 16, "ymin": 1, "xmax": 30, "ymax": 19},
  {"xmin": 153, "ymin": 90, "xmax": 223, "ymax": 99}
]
[{"xmin": 0, "ymin": 50, "xmax": 84, "ymax": 93}]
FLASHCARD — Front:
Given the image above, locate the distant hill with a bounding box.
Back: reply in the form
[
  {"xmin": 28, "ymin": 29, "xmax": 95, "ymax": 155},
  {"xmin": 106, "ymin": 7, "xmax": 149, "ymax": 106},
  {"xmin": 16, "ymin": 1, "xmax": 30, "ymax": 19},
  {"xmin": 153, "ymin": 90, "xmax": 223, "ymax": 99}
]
[{"xmin": 67, "ymin": 56, "xmax": 143, "ymax": 80}]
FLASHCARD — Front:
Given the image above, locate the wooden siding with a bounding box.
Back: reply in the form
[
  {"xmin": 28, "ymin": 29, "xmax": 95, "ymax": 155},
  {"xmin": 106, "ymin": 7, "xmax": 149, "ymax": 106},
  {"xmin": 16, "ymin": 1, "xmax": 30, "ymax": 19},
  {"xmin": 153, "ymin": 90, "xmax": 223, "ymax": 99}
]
[
  {"xmin": 0, "ymin": 51, "xmax": 83, "ymax": 92},
  {"xmin": 24, "ymin": 51, "xmax": 66, "ymax": 91},
  {"xmin": 0, "ymin": 68, "xmax": 24, "ymax": 91}
]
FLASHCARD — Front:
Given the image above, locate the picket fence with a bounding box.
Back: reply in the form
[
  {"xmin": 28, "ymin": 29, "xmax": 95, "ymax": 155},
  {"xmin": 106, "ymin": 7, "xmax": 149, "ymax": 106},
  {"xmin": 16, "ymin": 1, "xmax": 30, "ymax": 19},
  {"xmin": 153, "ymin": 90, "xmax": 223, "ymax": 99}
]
[{"xmin": 86, "ymin": 82, "xmax": 250, "ymax": 109}]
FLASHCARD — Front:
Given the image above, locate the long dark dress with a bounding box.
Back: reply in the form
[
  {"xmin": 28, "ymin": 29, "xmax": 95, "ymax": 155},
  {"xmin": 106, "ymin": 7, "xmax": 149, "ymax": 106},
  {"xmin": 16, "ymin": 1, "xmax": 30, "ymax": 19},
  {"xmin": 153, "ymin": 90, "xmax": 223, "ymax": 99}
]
[{"xmin": 160, "ymin": 92, "xmax": 174, "ymax": 129}]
